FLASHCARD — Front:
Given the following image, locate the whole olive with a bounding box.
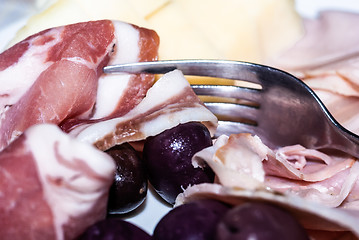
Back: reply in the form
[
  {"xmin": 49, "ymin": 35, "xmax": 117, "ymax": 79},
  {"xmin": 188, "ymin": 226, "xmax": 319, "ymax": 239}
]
[
  {"xmin": 143, "ymin": 122, "xmax": 215, "ymax": 205},
  {"xmin": 153, "ymin": 199, "xmax": 230, "ymax": 240},
  {"xmin": 105, "ymin": 143, "xmax": 147, "ymax": 214}
]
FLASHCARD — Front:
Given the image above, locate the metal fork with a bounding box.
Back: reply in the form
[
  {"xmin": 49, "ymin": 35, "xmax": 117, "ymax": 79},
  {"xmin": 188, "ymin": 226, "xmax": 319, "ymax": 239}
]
[{"xmin": 104, "ymin": 59, "xmax": 359, "ymax": 157}]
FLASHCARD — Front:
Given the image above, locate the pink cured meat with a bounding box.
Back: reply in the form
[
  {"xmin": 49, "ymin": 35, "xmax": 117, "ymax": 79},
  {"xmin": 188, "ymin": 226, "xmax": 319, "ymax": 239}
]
[
  {"xmin": 70, "ymin": 70, "xmax": 219, "ymax": 151},
  {"xmin": 0, "ymin": 20, "xmax": 159, "ymax": 151},
  {"xmin": 193, "ymin": 133, "xmax": 359, "ymax": 209},
  {"xmin": 188, "ymin": 133, "xmax": 359, "ymax": 238},
  {"xmin": 0, "ymin": 123, "xmax": 115, "ymax": 240}
]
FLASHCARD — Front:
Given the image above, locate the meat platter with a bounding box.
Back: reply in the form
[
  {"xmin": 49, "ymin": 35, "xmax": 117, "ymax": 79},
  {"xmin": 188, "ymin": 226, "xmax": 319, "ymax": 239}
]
[{"xmin": 1, "ymin": 0, "xmax": 359, "ymax": 239}]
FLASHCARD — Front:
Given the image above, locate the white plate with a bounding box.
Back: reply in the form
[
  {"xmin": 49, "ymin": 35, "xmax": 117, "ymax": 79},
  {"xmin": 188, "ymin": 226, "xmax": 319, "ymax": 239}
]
[{"xmin": 0, "ymin": 0, "xmax": 359, "ymax": 235}]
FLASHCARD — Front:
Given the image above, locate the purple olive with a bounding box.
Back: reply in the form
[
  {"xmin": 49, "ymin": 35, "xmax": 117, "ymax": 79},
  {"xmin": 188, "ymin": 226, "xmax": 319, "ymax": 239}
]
[
  {"xmin": 77, "ymin": 218, "xmax": 151, "ymax": 240},
  {"xmin": 143, "ymin": 122, "xmax": 215, "ymax": 204},
  {"xmin": 105, "ymin": 143, "xmax": 147, "ymax": 214},
  {"xmin": 216, "ymin": 202, "xmax": 310, "ymax": 240},
  {"xmin": 153, "ymin": 199, "xmax": 230, "ymax": 240}
]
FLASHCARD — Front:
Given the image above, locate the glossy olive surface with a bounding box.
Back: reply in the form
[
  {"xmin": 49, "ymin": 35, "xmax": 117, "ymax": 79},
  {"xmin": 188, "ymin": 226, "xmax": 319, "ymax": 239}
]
[
  {"xmin": 106, "ymin": 143, "xmax": 147, "ymax": 214},
  {"xmin": 216, "ymin": 202, "xmax": 310, "ymax": 240},
  {"xmin": 143, "ymin": 122, "xmax": 215, "ymax": 204},
  {"xmin": 77, "ymin": 218, "xmax": 151, "ymax": 240},
  {"xmin": 153, "ymin": 199, "xmax": 230, "ymax": 240}
]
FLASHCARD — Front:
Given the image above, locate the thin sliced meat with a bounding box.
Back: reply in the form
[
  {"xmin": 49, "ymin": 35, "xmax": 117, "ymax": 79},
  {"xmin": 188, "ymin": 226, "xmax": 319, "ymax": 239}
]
[
  {"xmin": 0, "ymin": 123, "xmax": 115, "ymax": 240},
  {"xmin": 184, "ymin": 133, "xmax": 359, "ymax": 238},
  {"xmin": 70, "ymin": 70, "xmax": 218, "ymax": 151},
  {"xmin": 62, "ymin": 22, "xmax": 160, "ymax": 124},
  {"xmin": 192, "ymin": 133, "xmax": 359, "ymax": 209},
  {"xmin": 192, "ymin": 134, "xmax": 267, "ymax": 190},
  {"xmin": 266, "ymin": 144, "xmax": 355, "ymax": 183},
  {"xmin": 0, "ymin": 20, "xmax": 159, "ymax": 151}
]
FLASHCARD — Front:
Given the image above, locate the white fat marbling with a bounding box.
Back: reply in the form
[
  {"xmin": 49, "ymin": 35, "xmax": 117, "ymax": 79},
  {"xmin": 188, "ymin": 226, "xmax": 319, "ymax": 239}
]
[
  {"xmin": 93, "ymin": 21, "xmax": 140, "ymax": 119},
  {"xmin": 74, "ymin": 70, "xmax": 217, "ymax": 145},
  {"xmin": 25, "ymin": 124, "xmax": 115, "ymax": 240}
]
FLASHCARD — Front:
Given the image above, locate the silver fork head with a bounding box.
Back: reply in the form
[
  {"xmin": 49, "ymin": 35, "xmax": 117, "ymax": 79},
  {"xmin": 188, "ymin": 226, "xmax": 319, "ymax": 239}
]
[{"xmin": 104, "ymin": 60, "xmax": 359, "ymax": 156}]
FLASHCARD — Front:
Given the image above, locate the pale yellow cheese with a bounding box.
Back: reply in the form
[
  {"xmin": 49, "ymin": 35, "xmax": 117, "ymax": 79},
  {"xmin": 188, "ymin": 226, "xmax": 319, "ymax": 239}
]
[
  {"xmin": 173, "ymin": 0, "xmax": 303, "ymax": 61},
  {"xmin": 257, "ymin": 0, "xmax": 304, "ymax": 60},
  {"xmin": 175, "ymin": 0, "xmax": 262, "ymax": 61},
  {"xmin": 8, "ymin": 0, "xmax": 303, "ymax": 63},
  {"xmin": 144, "ymin": 1, "xmax": 223, "ymax": 59},
  {"xmin": 128, "ymin": 0, "xmax": 170, "ymax": 20}
]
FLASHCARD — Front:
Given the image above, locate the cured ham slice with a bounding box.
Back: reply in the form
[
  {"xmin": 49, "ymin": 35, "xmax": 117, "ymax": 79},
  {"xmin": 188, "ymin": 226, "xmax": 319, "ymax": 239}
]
[
  {"xmin": 70, "ymin": 70, "xmax": 218, "ymax": 150},
  {"xmin": 0, "ymin": 123, "xmax": 115, "ymax": 240},
  {"xmin": 0, "ymin": 20, "xmax": 159, "ymax": 151},
  {"xmin": 186, "ymin": 133, "xmax": 359, "ymax": 238},
  {"xmin": 193, "ymin": 133, "xmax": 359, "ymax": 208}
]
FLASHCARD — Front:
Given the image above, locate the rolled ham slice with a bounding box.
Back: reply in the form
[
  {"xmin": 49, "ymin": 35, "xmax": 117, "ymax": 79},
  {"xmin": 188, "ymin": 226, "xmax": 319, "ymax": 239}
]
[
  {"xmin": 0, "ymin": 123, "xmax": 115, "ymax": 240},
  {"xmin": 185, "ymin": 133, "xmax": 359, "ymax": 238},
  {"xmin": 193, "ymin": 133, "xmax": 359, "ymax": 208},
  {"xmin": 0, "ymin": 20, "xmax": 159, "ymax": 151},
  {"xmin": 70, "ymin": 70, "xmax": 218, "ymax": 150}
]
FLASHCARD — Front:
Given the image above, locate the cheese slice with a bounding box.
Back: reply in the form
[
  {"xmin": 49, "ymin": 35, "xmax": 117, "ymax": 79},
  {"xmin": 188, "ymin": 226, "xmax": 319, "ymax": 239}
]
[
  {"xmin": 128, "ymin": 0, "xmax": 170, "ymax": 19},
  {"xmin": 173, "ymin": 0, "xmax": 303, "ymax": 61},
  {"xmin": 144, "ymin": 1, "xmax": 222, "ymax": 59},
  {"xmin": 8, "ymin": 0, "xmax": 303, "ymax": 63}
]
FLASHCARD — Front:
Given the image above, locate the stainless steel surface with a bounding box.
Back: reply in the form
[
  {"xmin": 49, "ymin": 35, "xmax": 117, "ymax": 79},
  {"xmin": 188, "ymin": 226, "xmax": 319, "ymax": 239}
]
[{"xmin": 104, "ymin": 60, "xmax": 359, "ymax": 157}]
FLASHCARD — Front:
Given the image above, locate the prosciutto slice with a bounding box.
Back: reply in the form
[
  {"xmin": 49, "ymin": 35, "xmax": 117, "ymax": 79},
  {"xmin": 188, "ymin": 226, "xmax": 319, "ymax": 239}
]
[
  {"xmin": 0, "ymin": 20, "xmax": 159, "ymax": 151},
  {"xmin": 186, "ymin": 133, "xmax": 359, "ymax": 238},
  {"xmin": 0, "ymin": 123, "xmax": 115, "ymax": 240},
  {"xmin": 70, "ymin": 70, "xmax": 218, "ymax": 150}
]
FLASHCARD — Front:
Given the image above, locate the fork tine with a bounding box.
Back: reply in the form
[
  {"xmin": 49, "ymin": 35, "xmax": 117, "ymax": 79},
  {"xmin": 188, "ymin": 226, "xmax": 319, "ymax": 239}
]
[
  {"xmin": 204, "ymin": 102, "xmax": 258, "ymax": 125},
  {"xmin": 191, "ymin": 85, "xmax": 261, "ymax": 103}
]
